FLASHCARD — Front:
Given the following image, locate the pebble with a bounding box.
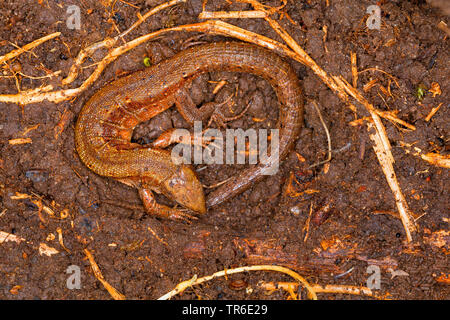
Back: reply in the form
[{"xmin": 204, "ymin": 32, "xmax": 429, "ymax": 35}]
[{"xmin": 25, "ymin": 170, "xmax": 49, "ymax": 183}]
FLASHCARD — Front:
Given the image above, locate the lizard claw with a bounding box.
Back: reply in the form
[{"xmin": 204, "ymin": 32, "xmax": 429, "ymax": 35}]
[
  {"xmin": 167, "ymin": 208, "xmax": 198, "ymax": 223},
  {"xmin": 139, "ymin": 188, "xmax": 199, "ymax": 222}
]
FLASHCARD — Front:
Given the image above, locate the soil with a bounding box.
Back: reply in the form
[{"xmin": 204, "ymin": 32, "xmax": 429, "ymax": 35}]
[{"xmin": 0, "ymin": 0, "xmax": 448, "ymax": 300}]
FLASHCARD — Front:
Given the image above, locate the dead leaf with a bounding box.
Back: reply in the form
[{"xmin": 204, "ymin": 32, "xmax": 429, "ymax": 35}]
[
  {"xmin": 428, "ymin": 82, "xmax": 441, "ymax": 97},
  {"xmin": 0, "ymin": 231, "xmax": 25, "ymax": 244},
  {"xmin": 435, "ymin": 273, "xmax": 450, "ymax": 285},
  {"xmin": 387, "ymin": 268, "xmax": 409, "ymax": 279},
  {"xmin": 10, "ymin": 285, "xmax": 23, "ymax": 295},
  {"xmin": 424, "ymin": 230, "xmax": 450, "ymax": 250},
  {"xmin": 39, "ymin": 243, "xmax": 59, "ymax": 256}
]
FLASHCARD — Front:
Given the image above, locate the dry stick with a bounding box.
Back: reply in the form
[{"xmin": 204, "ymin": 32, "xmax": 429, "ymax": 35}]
[
  {"xmin": 260, "ymin": 281, "xmax": 387, "ymax": 299},
  {"xmin": 368, "ymin": 122, "xmax": 417, "ymax": 240},
  {"xmin": 351, "ymin": 51, "xmax": 358, "ymax": 88},
  {"xmin": 18, "ymin": 70, "xmax": 62, "ymax": 80},
  {"xmin": 8, "ymin": 138, "xmax": 32, "ymax": 145},
  {"xmin": 121, "ymin": 0, "xmax": 186, "ymax": 38},
  {"xmin": 303, "ymin": 203, "xmax": 313, "ymax": 243},
  {"xmin": 420, "ymin": 152, "xmax": 450, "ymax": 169},
  {"xmin": 425, "ymin": 102, "xmax": 443, "ymax": 122},
  {"xmin": 198, "ymin": 14, "xmax": 412, "ymax": 131},
  {"xmin": 0, "ymin": 21, "xmax": 412, "ymax": 128},
  {"xmin": 199, "ymin": 10, "xmax": 267, "ymax": 19},
  {"xmin": 358, "ymin": 67, "xmax": 400, "ymax": 88},
  {"xmin": 158, "ymin": 265, "xmax": 318, "ymax": 300},
  {"xmin": 61, "ymin": 38, "xmax": 116, "ymax": 86},
  {"xmin": 400, "ymin": 141, "xmax": 450, "ymax": 169},
  {"xmin": 375, "ymin": 110, "xmax": 416, "ymax": 131},
  {"xmin": 0, "ymin": 20, "xmax": 299, "ymax": 105},
  {"xmin": 0, "ymin": 32, "xmax": 61, "ymax": 65},
  {"xmin": 62, "ymin": 0, "xmax": 185, "ymax": 86},
  {"xmin": 235, "ymin": 0, "xmax": 354, "ymax": 108},
  {"xmin": 311, "ymin": 283, "xmax": 387, "ymax": 299},
  {"xmin": 147, "ymin": 226, "xmax": 169, "ymax": 246},
  {"xmin": 84, "ymin": 249, "xmax": 126, "ymax": 300},
  {"xmin": 308, "ymin": 100, "xmax": 332, "ymax": 168},
  {"xmin": 0, "ymin": 230, "xmax": 24, "ymax": 244},
  {"xmin": 0, "ymin": 11, "xmax": 418, "ymax": 241},
  {"xmin": 226, "ymin": 0, "xmax": 417, "ymax": 240},
  {"xmin": 335, "ymin": 76, "xmax": 417, "ymax": 241},
  {"xmin": 437, "ymin": 21, "xmax": 450, "ymax": 37}
]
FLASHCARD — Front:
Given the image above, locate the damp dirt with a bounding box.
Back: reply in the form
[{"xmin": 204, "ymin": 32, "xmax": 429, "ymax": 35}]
[{"xmin": 0, "ymin": 0, "xmax": 448, "ymax": 299}]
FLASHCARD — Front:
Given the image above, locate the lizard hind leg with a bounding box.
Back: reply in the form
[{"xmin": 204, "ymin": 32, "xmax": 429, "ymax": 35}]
[
  {"xmin": 174, "ymin": 87, "xmax": 216, "ymax": 125},
  {"xmin": 174, "ymin": 87, "xmax": 250, "ymax": 129}
]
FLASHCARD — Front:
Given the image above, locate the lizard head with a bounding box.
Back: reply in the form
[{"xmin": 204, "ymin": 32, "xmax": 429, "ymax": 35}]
[{"xmin": 162, "ymin": 164, "xmax": 206, "ymax": 214}]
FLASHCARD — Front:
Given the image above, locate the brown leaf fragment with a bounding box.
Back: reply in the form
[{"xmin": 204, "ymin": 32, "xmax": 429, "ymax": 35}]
[
  {"xmin": 428, "ymin": 82, "xmax": 441, "ymax": 97},
  {"xmin": 435, "ymin": 273, "xmax": 450, "ymax": 285},
  {"xmin": 234, "ymin": 237, "xmax": 341, "ymax": 274},
  {"xmin": 10, "ymin": 285, "xmax": 23, "ymax": 295},
  {"xmin": 424, "ymin": 230, "xmax": 450, "ymax": 250}
]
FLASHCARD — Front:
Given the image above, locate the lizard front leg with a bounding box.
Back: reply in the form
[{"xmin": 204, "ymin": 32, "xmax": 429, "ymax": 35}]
[
  {"xmin": 115, "ymin": 177, "xmax": 197, "ymax": 222},
  {"xmin": 138, "ymin": 188, "xmax": 196, "ymax": 222}
]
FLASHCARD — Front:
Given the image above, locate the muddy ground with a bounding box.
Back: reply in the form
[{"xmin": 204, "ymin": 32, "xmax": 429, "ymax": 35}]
[{"xmin": 0, "ymin": 0, "xmax": 448, "ymax": 300}]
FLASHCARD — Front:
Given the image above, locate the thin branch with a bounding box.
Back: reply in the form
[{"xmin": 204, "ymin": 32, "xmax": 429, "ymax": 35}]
[
  {"xmin": 0, "ymin": 32, "xmax": 60, "ymax": 65},
  {"xmin": 158, "ymin": 265, "xmax": 317, "ymax": 300}
]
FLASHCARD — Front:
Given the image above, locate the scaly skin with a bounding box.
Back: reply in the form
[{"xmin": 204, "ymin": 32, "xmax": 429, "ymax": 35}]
[{"xmin": 75, "ymin": 42, "xmax": 304, "ymax": 219}]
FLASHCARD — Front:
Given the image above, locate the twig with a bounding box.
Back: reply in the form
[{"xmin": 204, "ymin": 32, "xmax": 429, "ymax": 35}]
[
  {"xmin": 158, "ymin": 265, "xmax": 317, "ymax": 300},
  {"xmin": 312, "ymin": 284, "xmax": 385, "ymax": 298},
  {"xmin": 303, "ymin": 203, "xmax": 313, "ymax": 242},
  {"xmin": 199, "ymin": 10, "xmax": 267, "ymax": 19},
  {"xmin": 231, "ymin": 0, "xmax": 416, "ymax": 241},
  {"xmin": 367, "ymin": 122, "xmax": 417, "ymax": 241},
  {"xmin": 62, "ymin": 0, "xmax": 185, "ymax": 86},
  {"xmin": 308, "ymin": 100, "xmax": 332, "ymax": 168},
  {"xmin": 0, "ymin": 32, "xmax": 60, "ymax": 65},
  {"xmin": 0, "ymin": 230, "xmax": 25, "ymax": 244},
  {"xmin": 334, "ymin": 76, "xmax": 417, "ymax": 241},
  {"xmin": 425, "ymin": 102, "xmax": 443, "ymax": 122},
  {"xmin": 119, "ymin": 0, "xmax": 186, "ymax": 39},
  {"xmin": 8, "ymin": 138, "xmax": 32, "ymax": 145},
  {"xmin": 56, "ymin": 227, "xmax": 71, "ymax": 253},
  {"xmin": 358, "ymin": 67, "xmax": 400, "ymax": 88},
  {"xmin": 259, "ymin": 281, "xmax": 389, "ymax": 299},
  {"xmin": 0, "ymin": 20, "xmax": 299, "ymax": 105},
  {"xmin": 84, "ymin": 249, "xmax": 126, "ymax": 300},
  {"xmin": 351, "ymin": 51, "xmax": 358, "ymax": 88},
  {"xmin": 147, "ymin": 226, "xmax": 169, "ymax": 246},
  {"xmin": 400, "ymin": 141, "xmax": 450, "ymax": 169},
  {"xmin": 202, "ymin": 176, "xmax": 233, "ymax": 189},
  {"xmin": 420, "ymin": 153, "xmax": 450, "ymax": 169},
  {"xmin": 375, "ymin": 110, "xmax": 415, "ymax": 131},
  {"xmin": 437, "ymin": 21, "xmax": 450, "ymax": 36}
]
